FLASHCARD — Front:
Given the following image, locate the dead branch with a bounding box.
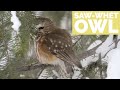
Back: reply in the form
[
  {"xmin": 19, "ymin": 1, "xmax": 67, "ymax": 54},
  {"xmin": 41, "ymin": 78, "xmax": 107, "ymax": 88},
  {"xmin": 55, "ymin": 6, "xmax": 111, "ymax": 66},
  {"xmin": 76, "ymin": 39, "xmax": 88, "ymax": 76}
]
[
  {"xmin": 72, "ymin": 36, "xmax": 82, "ymax": 47},
  {"xmin": 77, "ymin": 40, "xmax": 105, "ymax": 60},
  {"xmin": 17, "ymin": 63, "xmax": 53, "ymax": 71}
]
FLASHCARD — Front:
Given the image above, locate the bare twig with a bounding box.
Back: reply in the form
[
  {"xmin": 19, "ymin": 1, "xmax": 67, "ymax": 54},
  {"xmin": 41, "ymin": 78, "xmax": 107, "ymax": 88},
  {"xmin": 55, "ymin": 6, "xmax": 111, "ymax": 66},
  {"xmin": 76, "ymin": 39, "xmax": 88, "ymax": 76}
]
[
  {"xmin": 72, "ymin": 36, "xmax": 82, "ymax": 47},
  {"xmin": 98, "ymin": 54, "xmax": 103, "ymax": 79},
  {"xmin": 103, "ymin": 39, "xmax": 120, "ymax": 58},
  {"xmin": 77, "ymin": 40, "xmax": 105, "ymax": 61},
  {"xmin": 17, "ymin": 63, "xmax": 53, "ymax": 71},
  {"xmin": 115, "ymin": 39, "xmax": 120, "ymax": 48}
]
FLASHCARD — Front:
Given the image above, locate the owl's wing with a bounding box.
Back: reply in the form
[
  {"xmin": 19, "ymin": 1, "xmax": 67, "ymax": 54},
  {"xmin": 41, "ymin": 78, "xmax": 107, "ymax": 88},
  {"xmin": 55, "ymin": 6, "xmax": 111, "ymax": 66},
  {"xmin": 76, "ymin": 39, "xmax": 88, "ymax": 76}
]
[{"xmin": 43, "ymin": 33, "xmax": 82, "ymax": 68}]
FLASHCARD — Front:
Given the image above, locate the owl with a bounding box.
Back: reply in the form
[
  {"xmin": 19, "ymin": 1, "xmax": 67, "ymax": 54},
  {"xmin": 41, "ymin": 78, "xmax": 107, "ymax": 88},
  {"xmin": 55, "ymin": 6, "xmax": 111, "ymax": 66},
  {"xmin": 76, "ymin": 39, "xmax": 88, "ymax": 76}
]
[{"xmin": 34, "ymin": 17, "xmax": 82, "ymax": 75}]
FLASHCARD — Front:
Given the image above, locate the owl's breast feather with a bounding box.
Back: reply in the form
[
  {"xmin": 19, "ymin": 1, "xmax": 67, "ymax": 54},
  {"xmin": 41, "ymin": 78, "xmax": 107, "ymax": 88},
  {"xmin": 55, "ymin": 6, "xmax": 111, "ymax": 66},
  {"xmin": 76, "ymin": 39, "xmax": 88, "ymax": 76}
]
[{"xmin": 36, "ymin": 41, "xmax": 61, "ymax": 65}]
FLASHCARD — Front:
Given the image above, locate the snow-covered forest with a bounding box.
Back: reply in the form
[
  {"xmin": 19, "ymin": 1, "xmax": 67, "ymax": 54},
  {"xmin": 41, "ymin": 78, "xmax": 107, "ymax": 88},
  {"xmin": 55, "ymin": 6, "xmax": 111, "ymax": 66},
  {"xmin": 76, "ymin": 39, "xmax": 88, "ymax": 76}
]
[{"xmin": 0, "ymin": 11, "xmax": 120, "ymax": 79}]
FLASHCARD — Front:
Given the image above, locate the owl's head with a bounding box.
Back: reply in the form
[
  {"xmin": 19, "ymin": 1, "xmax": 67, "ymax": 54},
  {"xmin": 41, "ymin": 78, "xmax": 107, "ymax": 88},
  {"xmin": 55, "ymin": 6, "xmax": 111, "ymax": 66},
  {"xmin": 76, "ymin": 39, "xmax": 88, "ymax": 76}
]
[{"xmin": 35, "ymin": 17, "xmax": 55, "ymax": 35}]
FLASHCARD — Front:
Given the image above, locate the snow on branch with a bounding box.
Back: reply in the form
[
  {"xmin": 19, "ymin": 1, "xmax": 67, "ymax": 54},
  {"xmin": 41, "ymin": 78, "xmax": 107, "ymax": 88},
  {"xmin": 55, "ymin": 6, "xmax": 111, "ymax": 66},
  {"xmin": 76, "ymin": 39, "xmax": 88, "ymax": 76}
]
[
  {"xmin": 11, "ymin": 11, "xmax": 21, "ymax": 34},
  {"xmin": 17, "ymin": 35, "xmax": 120, "ymax": 79}
]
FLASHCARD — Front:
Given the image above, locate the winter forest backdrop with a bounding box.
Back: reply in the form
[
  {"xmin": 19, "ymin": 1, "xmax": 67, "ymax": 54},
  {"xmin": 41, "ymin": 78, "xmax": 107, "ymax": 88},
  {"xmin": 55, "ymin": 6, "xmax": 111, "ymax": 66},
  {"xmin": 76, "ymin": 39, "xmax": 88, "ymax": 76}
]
[{"xmin": 0, "ymin": 11, "xmax": 120, "ymax": 79}]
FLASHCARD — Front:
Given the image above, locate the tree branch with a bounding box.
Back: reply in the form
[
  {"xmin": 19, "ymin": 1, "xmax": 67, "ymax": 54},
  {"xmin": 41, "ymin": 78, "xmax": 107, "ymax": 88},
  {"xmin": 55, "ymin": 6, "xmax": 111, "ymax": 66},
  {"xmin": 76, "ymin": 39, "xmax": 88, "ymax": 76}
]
[
  {"xmin": 17, "ymin": 40, "xmax": 105, "ymax": 72},
  {"xmin": 18, "ymin": 37, "xmax": 118, "ymax": 72},
  {"xmin": 17, "ymin": 63, "xmax": 53, "ymax": 71},
  {"xmin": 77, "ymin": 40, "xmax": 105, "ymax": 60}
]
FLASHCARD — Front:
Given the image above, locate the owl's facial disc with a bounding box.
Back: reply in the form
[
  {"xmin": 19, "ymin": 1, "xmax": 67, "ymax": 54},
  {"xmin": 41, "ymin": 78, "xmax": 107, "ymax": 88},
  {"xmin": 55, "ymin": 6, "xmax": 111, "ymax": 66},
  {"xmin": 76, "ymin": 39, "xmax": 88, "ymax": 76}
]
[
  {"xmin": 35, "ymin": 24, "xmax": 45, "ymax": 33},
  {"xmin": 36, "ymin": 24, "xmax": 44, "ymax": 29}
]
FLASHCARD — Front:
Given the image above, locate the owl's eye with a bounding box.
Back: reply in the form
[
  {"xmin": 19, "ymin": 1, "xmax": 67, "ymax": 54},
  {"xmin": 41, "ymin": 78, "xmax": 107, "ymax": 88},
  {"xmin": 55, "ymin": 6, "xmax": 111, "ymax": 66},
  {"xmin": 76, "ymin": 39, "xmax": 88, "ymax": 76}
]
[{"xmin": 38, "ymin": 27, "xmax": 44, "ymax": 30}]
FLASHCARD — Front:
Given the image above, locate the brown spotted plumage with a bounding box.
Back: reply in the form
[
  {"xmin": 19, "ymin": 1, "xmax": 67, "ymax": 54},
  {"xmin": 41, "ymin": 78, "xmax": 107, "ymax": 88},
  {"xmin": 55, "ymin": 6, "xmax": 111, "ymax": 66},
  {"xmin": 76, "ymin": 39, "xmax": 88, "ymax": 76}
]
[{"xmin": 35, "ymin": 17, "xmax": 82, "ymax": 74}]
